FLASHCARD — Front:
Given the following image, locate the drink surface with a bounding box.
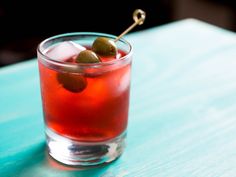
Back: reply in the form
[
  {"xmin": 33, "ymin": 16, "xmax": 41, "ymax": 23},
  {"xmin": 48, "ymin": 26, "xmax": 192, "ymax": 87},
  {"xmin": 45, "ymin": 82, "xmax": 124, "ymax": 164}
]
[{"xmin": 38, "ymin": 43, "xmax": 131, "ymax": 142}]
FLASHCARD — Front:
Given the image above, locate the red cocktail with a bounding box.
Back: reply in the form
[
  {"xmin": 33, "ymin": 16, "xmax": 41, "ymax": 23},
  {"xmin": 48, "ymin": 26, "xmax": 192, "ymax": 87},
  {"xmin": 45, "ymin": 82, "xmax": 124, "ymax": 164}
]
[
  {"xmin": 37, "ymin": 33, "xmax": 132, "ymax": 166},
  {"xmin": 39, "ymin": 50, "xmax": 130, "ymax": 142}
]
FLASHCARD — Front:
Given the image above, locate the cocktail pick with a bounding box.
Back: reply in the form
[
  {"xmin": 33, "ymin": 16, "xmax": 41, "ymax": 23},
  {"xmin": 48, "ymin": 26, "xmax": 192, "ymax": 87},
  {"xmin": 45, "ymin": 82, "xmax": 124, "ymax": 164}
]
[
  {"xmin": 92, "ymin": 9, "xmax": 146, "ymax": 57},
  {"xmin": 114, "ymin": 9, "xmax": 146, "ymax": 42}
]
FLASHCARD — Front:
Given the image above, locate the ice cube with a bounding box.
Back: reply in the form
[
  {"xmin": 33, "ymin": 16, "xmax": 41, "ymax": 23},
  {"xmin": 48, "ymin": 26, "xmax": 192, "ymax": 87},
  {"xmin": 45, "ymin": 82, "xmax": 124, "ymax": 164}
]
[
  {"xmin": 116, "ymin": 52, "xmax": 122, "ymax": 59},
  {"xmin": 118, "ymin": 68, "xmax": 130, "ymax": 93},
  {"xmin": 107, "ymin": 67, "xmax": 131, "ymax": 96},
  {"xmin": 46, "ymin": 41, "xmax": 86, "ymax": 61}
]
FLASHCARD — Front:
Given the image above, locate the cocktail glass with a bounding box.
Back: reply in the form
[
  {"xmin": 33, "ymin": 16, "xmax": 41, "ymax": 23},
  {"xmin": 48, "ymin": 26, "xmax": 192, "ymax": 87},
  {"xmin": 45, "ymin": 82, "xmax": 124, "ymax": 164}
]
[{"xmin": 37, "ymin": 32, "xmax": 132, "ymax": 166}]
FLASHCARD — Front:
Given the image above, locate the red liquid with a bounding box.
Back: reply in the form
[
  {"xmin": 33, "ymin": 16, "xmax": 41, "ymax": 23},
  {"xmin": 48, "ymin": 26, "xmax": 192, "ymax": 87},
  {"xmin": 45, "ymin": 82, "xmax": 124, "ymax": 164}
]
[{"xmin": 38, "ymin": 50, "xmax": 131, "ymax": 142}]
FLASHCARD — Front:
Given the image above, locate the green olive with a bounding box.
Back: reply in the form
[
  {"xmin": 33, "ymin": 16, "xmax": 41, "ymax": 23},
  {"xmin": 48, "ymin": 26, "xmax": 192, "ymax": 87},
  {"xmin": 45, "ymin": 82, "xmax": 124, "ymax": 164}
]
[
  {"xmin": 57, "ymin": 72, "xmax": 87, "ymax": 93},
  {"xmin": 92, "ymin": 37, "xmax": 117, "ymax": 57},
  {"xmin": 76, "ymin": 50, "xmax": 100, "ymax": 63}
]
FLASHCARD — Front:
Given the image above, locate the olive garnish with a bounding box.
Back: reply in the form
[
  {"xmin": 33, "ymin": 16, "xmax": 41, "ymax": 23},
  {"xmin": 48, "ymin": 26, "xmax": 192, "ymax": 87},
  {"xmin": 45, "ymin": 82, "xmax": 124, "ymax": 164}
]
[
  {"xmin": 76, "ymin": 50, "xmax": 100, "ymax": 63},
  {"xmin": 92, "ymin": 37, "xmax": 117, "ymax": 57},
  {"xmin": 57, "ymin": 73, "xmax": 87, "ymax": 93}
]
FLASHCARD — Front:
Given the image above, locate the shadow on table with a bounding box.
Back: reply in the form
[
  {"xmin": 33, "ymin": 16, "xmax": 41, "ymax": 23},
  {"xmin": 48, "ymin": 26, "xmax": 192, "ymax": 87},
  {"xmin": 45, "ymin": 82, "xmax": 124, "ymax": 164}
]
[{"xmin": 10, "ymin": 142, "xmax": 117, "ymax": 177}]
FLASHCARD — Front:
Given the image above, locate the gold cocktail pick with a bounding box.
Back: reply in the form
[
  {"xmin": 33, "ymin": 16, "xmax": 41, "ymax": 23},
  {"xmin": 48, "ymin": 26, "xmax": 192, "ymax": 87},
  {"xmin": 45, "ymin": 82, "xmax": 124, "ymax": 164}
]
[
  {"xmin": 114, "ymin": 9, "xmax": 146, "ymax": 42},
  {"xmin": 91, "ymin": 9, "xmax": 146, "ymax": 57}
]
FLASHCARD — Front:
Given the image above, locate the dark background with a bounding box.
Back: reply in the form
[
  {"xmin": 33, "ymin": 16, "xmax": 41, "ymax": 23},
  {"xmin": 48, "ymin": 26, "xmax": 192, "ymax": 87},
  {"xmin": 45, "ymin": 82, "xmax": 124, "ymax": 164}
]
[{"xmin": 0, "ymin": 0, "xmax": 236, "ymax": 67}]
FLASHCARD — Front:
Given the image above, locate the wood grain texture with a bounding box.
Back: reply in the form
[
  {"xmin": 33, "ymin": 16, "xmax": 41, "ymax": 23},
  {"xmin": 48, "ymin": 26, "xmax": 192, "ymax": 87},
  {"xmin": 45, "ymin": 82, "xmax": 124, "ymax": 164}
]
[{"xmin": 1, "ymin": 19, "xmax": 236, "ymax": 177}]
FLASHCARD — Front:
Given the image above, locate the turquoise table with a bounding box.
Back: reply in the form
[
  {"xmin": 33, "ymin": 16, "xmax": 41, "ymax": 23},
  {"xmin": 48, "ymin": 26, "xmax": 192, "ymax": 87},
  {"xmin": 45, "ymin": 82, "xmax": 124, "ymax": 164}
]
[{"xmin": 1, "ymin": 19, "xmax": 236, "ymax": 176}]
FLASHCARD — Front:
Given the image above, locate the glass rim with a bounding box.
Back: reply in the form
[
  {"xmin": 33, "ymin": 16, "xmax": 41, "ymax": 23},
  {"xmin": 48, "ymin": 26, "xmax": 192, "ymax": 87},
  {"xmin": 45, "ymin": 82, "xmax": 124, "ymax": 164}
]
[{"xmin": 37, "ymin": 32, "xmax": 133, "ymax": 67}]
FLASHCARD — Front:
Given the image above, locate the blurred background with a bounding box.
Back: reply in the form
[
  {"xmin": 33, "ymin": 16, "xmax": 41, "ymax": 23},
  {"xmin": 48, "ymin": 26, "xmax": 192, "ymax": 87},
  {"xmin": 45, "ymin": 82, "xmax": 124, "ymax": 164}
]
[{"xmin": 0, "ymin": 0, "xmax": 236, "ymax": 67}]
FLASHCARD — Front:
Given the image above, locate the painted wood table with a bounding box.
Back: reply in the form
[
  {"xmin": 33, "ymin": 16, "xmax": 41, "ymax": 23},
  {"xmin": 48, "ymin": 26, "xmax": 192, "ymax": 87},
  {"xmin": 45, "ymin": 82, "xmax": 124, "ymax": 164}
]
[{"xmin": 1, "ymin": 19, "xmax": 236, "ymax": 177}]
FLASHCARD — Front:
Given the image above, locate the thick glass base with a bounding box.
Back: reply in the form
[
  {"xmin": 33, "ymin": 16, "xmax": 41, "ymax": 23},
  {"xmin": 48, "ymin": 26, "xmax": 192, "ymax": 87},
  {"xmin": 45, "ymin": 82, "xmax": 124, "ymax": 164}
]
[{"xmin": 46, "ymin": 128, "xmax": 126, "ymax": 166}]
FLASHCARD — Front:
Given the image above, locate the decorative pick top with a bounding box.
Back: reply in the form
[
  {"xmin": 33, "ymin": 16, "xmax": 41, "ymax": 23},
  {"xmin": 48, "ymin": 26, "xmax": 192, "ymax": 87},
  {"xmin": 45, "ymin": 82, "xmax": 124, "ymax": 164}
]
[{"xmin": 76, "ymin": 9, "xmax": 146, "ymax": 62}]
